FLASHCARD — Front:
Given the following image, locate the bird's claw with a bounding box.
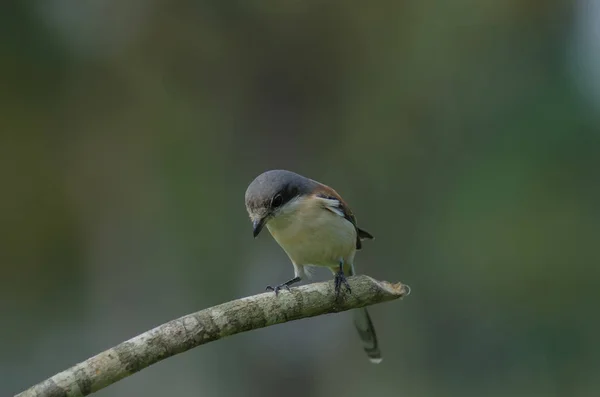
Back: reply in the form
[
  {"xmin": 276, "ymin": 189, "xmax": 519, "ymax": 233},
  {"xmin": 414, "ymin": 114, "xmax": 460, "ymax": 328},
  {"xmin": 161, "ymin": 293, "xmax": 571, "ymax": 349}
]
[
  {"xmin": 334, "ymin": 270, "xmax": 352, "ymax": 300},
  {"xmin": 266, "ymin": 283, "xmax": 291, "ymax": 296}
]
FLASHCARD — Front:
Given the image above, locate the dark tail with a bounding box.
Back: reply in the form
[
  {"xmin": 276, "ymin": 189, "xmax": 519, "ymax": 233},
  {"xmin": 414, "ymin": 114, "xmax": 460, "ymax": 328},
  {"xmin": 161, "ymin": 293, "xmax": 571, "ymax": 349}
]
[
  {"xmin": 335, "ymin": 262, "xmax": 381, "ymax": 363},
  {"xmin": 353, "ymin": 307, "xmax": 382, "ymax": 363}
]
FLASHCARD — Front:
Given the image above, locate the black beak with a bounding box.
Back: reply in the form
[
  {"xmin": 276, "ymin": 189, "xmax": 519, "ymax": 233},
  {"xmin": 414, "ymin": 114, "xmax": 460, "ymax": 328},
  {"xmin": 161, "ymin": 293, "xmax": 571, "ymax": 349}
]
[{"xmin": 252, "ymin": 218, "xmax": 266, "ymax": 238}]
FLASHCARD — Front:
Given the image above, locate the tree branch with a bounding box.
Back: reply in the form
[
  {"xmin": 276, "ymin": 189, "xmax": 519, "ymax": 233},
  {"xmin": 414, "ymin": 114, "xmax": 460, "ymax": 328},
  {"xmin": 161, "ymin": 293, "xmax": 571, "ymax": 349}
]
[{"xmin": 15, "ymin": 275, "xmax": 409, "ymax": 397}]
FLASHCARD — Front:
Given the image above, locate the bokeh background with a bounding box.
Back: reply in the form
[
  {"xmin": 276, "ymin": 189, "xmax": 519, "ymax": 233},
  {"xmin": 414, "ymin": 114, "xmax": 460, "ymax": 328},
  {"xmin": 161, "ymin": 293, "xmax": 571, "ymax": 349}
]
[{"xmin": 2, "ymin": 1, "xmax": 600, "ymax": 396}]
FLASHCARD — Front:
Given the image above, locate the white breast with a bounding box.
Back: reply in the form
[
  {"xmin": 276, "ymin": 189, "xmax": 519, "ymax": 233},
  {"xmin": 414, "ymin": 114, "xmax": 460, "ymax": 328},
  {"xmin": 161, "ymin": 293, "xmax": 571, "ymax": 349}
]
[{"xmin": 266, "ymin": 196, "xmax": 357, "ymax": 267}]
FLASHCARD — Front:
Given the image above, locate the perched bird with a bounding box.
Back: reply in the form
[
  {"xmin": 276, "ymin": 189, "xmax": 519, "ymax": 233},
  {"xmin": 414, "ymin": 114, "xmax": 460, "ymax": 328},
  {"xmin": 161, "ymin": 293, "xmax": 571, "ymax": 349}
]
[{"xmin": 245, "ymin": 169, "xmax": 381, "ymax": 363}]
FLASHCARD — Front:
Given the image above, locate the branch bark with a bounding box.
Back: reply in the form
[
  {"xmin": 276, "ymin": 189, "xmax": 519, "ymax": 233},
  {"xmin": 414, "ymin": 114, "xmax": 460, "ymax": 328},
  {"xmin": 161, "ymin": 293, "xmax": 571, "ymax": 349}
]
[{"xmin": 15, "ymin": 275, "xmax": 409, "ymax": 397}]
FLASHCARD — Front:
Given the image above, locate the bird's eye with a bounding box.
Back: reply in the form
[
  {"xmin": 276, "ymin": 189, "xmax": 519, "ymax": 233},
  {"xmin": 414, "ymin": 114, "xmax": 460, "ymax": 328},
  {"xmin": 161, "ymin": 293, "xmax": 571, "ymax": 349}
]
[{"xmin": 271, "ymin": 194, "xmax": 284, "ymax": 208}]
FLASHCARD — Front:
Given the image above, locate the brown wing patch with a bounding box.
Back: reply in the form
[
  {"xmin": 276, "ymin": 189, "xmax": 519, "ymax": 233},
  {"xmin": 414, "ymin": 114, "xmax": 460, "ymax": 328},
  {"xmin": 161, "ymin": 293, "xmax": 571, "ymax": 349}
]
[{"xmin": 314, "ymin": 183, "xmax": 373, "ymax": 249}]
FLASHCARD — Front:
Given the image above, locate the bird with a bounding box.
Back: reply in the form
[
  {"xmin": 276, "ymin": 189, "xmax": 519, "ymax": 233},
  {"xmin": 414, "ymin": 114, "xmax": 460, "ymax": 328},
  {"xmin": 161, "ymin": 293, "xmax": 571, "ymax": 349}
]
[{"xmin": 244, "ymin": 169, "xmax": 381, "ymax": 363}]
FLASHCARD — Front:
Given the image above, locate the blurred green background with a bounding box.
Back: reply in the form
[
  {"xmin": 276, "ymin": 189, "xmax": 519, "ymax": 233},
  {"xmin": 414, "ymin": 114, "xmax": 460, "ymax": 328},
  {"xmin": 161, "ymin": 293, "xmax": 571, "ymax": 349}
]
[{"xmin": 2, "ymin": 1, "xmax": 599, "ymax": 396}]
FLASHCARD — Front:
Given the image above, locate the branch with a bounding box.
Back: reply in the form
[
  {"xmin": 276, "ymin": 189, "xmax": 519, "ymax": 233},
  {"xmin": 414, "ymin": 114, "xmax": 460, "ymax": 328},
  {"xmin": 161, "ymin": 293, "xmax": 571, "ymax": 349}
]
[{"xmin": 15, "ymin": 275, "xmax": 409, "ymax": 397}]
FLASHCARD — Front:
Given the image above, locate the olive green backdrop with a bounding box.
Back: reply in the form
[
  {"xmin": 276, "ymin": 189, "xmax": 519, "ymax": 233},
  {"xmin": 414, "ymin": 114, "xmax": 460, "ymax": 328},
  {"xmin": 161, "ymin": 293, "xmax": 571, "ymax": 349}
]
[{"xmin": 2, "ymin": 1, "xmax": 599, "ymax": 396}]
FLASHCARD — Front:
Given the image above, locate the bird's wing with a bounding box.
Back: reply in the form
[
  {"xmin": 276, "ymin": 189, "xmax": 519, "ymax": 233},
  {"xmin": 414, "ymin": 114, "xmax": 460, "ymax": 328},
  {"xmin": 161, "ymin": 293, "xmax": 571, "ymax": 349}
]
[{"xmin": 313, "ymin": 184, "xmax": 374, "ymax": 249}]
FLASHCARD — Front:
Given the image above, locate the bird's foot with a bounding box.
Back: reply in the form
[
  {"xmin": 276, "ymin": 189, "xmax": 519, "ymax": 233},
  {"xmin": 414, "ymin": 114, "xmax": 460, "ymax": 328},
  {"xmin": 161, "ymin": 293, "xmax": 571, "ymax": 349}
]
[
  {"xmin": 265, "ymin": 283, "xmax": 291, "ymax": 296},
  {"xmin": 334, "ymin": 270, "xmax": 352, "ymax": 300},
  {"xmin": 265, "ymin": 277, "xmax": 301, "ymax": 296}
]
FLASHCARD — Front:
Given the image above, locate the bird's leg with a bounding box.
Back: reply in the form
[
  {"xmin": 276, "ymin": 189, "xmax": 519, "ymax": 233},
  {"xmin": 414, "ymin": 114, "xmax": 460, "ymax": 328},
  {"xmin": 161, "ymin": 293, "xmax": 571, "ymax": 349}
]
[
  {"xmin": 266, "ymin": 277, "xmax": 301, "ymax": 296},
  {"xmin": 334, "ymin": 260, "xmax": 352, "ymax": 299}
]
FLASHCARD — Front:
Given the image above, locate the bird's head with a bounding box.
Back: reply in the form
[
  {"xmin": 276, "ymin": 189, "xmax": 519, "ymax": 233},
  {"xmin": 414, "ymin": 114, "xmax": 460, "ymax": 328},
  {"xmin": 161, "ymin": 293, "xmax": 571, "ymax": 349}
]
[{"xmin": 244, "ymin": 169, "xmax": 316, "ymax": 237}]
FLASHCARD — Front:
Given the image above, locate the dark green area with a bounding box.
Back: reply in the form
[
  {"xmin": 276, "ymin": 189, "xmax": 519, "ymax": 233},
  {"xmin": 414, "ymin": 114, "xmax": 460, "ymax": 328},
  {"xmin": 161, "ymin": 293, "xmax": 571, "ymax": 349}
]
[{"xmin": 2, "ymin": 1, "xmax": 598, "ymax": 396}]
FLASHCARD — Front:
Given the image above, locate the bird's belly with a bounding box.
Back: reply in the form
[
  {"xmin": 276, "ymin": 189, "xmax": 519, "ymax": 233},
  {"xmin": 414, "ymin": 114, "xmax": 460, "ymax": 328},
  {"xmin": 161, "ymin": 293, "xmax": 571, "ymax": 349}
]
[{"xmin": 267, "ymin": 208, "xmax": 356, "ymax": 267}]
